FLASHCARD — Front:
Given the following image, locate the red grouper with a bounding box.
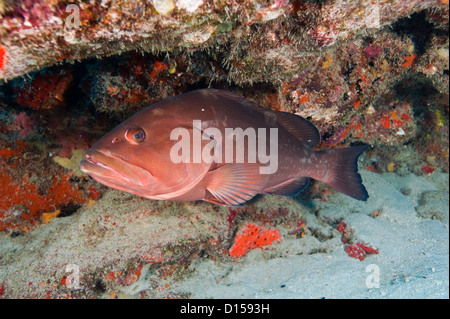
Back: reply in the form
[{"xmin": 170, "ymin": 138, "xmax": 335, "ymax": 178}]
[{"xmin": 80, "ymin": 89, "xmax": 369, "ymax": 206}]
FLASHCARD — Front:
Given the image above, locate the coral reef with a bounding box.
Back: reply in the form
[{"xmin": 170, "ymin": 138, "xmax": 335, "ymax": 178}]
[
  {"xmin": 0, "ymin": 0, "xmax": 448, "ymax": 299},
  {"xmin": 13, "ymin": 66, "xmax": 74, "ymax": 110},
  {"xmin": 0, "ymin": 139, "xmax": 88, "ymax": 232},
  {"xmin": 0, "ymin": 0, "xmax": 447, "ymax": 82}
]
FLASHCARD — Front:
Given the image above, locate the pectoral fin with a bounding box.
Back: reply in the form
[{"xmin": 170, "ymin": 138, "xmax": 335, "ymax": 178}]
[{"xmin": 204, "ymin": 163, "xmax": 268, "ymax": 206}]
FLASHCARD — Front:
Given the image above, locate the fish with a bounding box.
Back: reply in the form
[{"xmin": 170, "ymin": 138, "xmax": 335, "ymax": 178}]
[{"xmin": 80, "ymin": 89, "xmax": 369, "ymax": 206}]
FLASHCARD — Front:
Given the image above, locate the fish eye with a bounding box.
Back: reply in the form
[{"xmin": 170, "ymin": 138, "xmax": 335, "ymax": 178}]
[{"xmin": 125, "ymin": 127, "xmax": 146, "ymax": 145}]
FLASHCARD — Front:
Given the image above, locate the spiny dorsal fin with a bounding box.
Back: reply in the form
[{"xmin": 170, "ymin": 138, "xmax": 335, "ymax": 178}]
[{"xmin": 207, "ymin": 89, "xmax": 321, "ymax": 146}]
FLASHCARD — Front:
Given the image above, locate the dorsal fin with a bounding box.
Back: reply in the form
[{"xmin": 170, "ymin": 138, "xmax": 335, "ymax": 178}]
[
  {"xmin": 208, "ymin": 89, "xmax": 321, "ymax": 147},
  {"xmin": 274, "ymin": 111, "xmax": 320, "ymax": 147}
]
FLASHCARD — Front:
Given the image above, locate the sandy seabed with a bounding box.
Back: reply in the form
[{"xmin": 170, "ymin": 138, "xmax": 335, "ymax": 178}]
[
  {"xmin": 173, "ymin": 170, "xmax": 449, "ymax": 299},
  {"xmin": 0, "ymin": 170, "xmax": 448, "ymax": 299}
]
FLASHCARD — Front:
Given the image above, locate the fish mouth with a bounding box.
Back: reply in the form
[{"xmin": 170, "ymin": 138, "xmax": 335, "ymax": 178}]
[{"xmin": 80, "ymin": 149, "xmax": 153, "ymax": 188}]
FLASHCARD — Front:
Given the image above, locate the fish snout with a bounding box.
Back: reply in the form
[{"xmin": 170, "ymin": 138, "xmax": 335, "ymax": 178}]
[
  {"xmin": 79, "ymin": 150, "xmax": 103, "ymax": 175},
  {"xmin": 79, "ymin": 149, "xmax": 153, "ymax": 187}
]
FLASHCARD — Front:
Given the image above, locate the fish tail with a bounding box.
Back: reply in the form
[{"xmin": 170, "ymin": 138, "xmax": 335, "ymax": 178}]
[{"xmin": 314, "ymin": 145, "xmax": 369, "ymax": 201}]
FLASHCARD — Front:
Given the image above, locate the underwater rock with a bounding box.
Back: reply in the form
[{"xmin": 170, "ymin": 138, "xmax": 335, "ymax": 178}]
[
  {"xmin": 416, "ymin": 190, "xmax": 449, "ymax": 224},
  {"xmin": 0, "ymin": 0, "xmax": 447, "ymax": 82},
  {"xmin": 13, "ymin": 66, "xmax": 74, "ymax": 110}
]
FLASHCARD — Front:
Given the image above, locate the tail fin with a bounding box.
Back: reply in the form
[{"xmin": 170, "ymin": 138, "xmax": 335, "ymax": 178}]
[{"xmin": 315, "ymin": 145, "xmax": 369, "ymax": 201}]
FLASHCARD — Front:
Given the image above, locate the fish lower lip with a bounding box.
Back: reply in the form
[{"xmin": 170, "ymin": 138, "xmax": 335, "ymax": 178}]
[
  {"xmin": 82, "ymin": 150, "xmax": 153, "ymax": 186},
  {"xmin": 83, "ymin": 153, "xmax": 127, "ymax": 179},
  {"xmin": 80, "ymin": 157, "xmax": 118, "ymax": 178}
]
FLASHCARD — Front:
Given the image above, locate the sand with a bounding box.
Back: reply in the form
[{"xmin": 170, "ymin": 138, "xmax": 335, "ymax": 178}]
[
  {"xmin": 170, "ymin": 170, "xmax": 449, "ymax": 299},
  {"xmin": 0, "ymin": 170, "xmax": 448, "ymax": 298}
]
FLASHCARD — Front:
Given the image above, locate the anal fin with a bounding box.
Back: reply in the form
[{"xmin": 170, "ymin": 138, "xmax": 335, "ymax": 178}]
[{"xmin": 263, "ymin": 177, "xmax": 310, "ymax": 197}]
